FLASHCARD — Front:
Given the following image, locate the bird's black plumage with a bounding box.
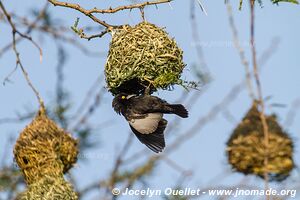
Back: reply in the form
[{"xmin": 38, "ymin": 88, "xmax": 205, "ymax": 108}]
[{"xmin": 112, "ymin": 93, "xmax": 188, "ymax": 153}]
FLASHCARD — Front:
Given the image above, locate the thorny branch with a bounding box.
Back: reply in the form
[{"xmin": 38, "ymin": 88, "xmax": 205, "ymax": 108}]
[
  {"xmin": 47, "ymin": 0, "xmax": 172, "ymax": 39},
  {"xmin": 48, "ymin": 0, "xmax": 172, "ymax": 15},
  {"xmin": 47, "ymin": 0, "xmax": 113, "ymax": 28}
]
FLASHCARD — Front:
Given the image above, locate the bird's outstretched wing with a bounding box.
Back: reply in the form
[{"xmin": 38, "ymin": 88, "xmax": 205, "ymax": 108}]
[
  {"xmin": 128, "ymin": 113, "xmax": 162, "ymax": 134},
  {"xmin": 130, "ymin": 119, "xmax": 167, "ymax": 153}
]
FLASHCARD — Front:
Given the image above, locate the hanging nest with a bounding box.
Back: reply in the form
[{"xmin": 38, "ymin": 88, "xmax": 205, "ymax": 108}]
[
  {"xmin": 13, "ymin": 106, "xmax": 78, "ymax": 185},
  {"xmin": 226, "ymin": 102, "xmax": 294, "ymax": 181},
  {"xmin": 16, "ymin": 175, "xmax": 78, "ymax": 200},
  {"xmin": 105, "ymin": 22, "xmax": 186, "ymax": 95}
]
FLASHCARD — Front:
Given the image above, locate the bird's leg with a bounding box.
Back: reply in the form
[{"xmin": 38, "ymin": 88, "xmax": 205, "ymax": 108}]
[
  {"xmin": 145, "ymin": 86, "xmax": 151, "ymax": 95},
  {"xmin": 143, "ymin": 77, "xmax": 154, "ymax": 95}
]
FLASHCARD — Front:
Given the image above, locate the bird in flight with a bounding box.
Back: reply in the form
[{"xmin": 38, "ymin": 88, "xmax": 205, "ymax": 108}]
[{"xmin": 112, "ymin": 93, "xmax": 188, "ymax": 153}]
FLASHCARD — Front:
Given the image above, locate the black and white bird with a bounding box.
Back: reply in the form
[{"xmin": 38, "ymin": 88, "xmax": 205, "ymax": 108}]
[{"xmin": 112, "ymin": 93, "xmax": 188, "ymax": 153}]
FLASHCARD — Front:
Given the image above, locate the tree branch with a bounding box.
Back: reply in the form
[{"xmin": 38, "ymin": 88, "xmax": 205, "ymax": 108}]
[
  {"xmin": 49, "ymin": 0, "xmax": 172, "ymax": 15},
  {"xmin": 0, "ymin": 1, "xmax": 44, "ymax": 107},
  {"xmin": 226, "ymin": 1, "xmax": 255, "ymax": 100},
  {"xmin": 47, "ymin": 0, "xmax": 172, "ymax": 30},
  {"xmin": 249, "ymin": 0, "xmax": 270, "ymax": 195}
]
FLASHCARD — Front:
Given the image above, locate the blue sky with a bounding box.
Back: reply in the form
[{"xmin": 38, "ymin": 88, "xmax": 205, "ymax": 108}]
[{"xmin": 0, "ymin": 0, "xmax": 299, "ymax": 199}]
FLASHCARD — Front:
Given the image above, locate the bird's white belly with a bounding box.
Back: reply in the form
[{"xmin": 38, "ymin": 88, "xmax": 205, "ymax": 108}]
[{"xmin": 129, "ymin": 113, "xmax": 163, "ymax": 134}]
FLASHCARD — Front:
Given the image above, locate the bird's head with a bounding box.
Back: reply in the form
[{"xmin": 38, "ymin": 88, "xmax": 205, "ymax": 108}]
[{"xmin": 112, "ymin": 93, "xmax": 136, "ymax": 114}]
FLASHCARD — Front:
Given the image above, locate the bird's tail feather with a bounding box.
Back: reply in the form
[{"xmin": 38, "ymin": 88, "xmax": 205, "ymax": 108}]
[{"xmin": 168, "ymin": 104, "xmax": 188, "ymax": 118}]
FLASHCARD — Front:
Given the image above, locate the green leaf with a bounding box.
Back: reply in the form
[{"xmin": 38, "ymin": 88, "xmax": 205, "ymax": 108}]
[{"xmin": 71, "ymin": 17, "xmax": 81, "ymax": 34}]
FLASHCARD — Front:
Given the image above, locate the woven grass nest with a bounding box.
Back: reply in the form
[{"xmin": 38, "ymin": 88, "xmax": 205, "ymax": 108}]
[
  {"xmin": 226, "ymin": 102, "xmax": 294, "ymax": 181},
  {"xmin": 13, "ymin": 106, "xmax": 78, "ymax": 185},
  {"xmin": 105, "ymin": 21, "xmax": 185, "ymax": 95},
  {"xmin": 17, "ymin": 176, "xmax": 78, "ymax": 200}
]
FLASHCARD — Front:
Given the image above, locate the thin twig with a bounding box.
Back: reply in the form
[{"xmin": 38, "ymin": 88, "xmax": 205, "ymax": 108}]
[
  {"xmin": 163, "ymin": 156, "xmax": 192, "ymax": 176},
  {"xmin": 249, "ymin": 0, "xmax": 270, "ymax": 195},
  {"xmin": 0, "ymin": 136, "xmax": 15, "ymax": 166},
  {"xmin": 79, "ymin": 29, "xmax": 109, "ymax": 40},
  {"xmin": 196, "ymin": 0, "xmax": 208, "ymax": 15},
  {"xmin": 190, "ymin": 0, "xmax": 209, "ymax": 70},
  {"xmin": 0, "ymin": 112, "xmax": 34, "ymax": 125},
  {"xmin": 166, "ymin": 83, "xmax": 243, "ymax": 153},
  {"xmin": 226, "ymin": 2, "xmax": 255, "ymax": 100},
  {"xmin": 0, "ymin": 2, "xmax": 43, "ymax": 61},
  {"xmin": 0, "ymin": 1, "xmax": 44, "ymax": 107},
  {"xmin": 78, "ymin": 133, "xmax": 134, "ymax": 198},
  {"xmin": 222, "ymin": 109, "xmax": 238, "ymax": 124},
  {"xmin": 71, "ymin": 76, "xmax": 102, "ymax": 120},
  {"xmin": 3, "ymin": 65, "xmax": 18, "ymax": 85},
  {"xmin": 47, "ymin": 0, "xmax": 113, "ymax": 28},
  {"xmin": 257, "ymin": 37, "xmax": 280, "ymax": 66},
  {"xmin": 284, "ymin": 98, "xmax": 300, "ymax": 128},
  {"xmin": 47, "ymin": 0, "xmax": 172, "ymax": 34},
  {"xmin": 0, "ymin": 8, "xmax": 104, "ymax": 58},
  {"xmin": 70, "ymin": 87, "xmax": 106, "ymax": 132},
  {"xmin": 51, "ymin": 0, "xmax": 172, "ymax": 15},
  {"xmin": 0, "ymin": 10, "xmax": 4, "ymax": 21},
  {"xmin": 69, "ymin": 76, "xmax": 104, "ymax": 131},
  {"xmin": 54, "ymin": 44, "xmax": 68, "ymax": 128},
  {"xmin": 110, "ymin": 133, "xmax": 134, "ymax": 188},
  {"xmin": 22, "ymin": 22, "xmax": 104, "ymax": 56}
]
